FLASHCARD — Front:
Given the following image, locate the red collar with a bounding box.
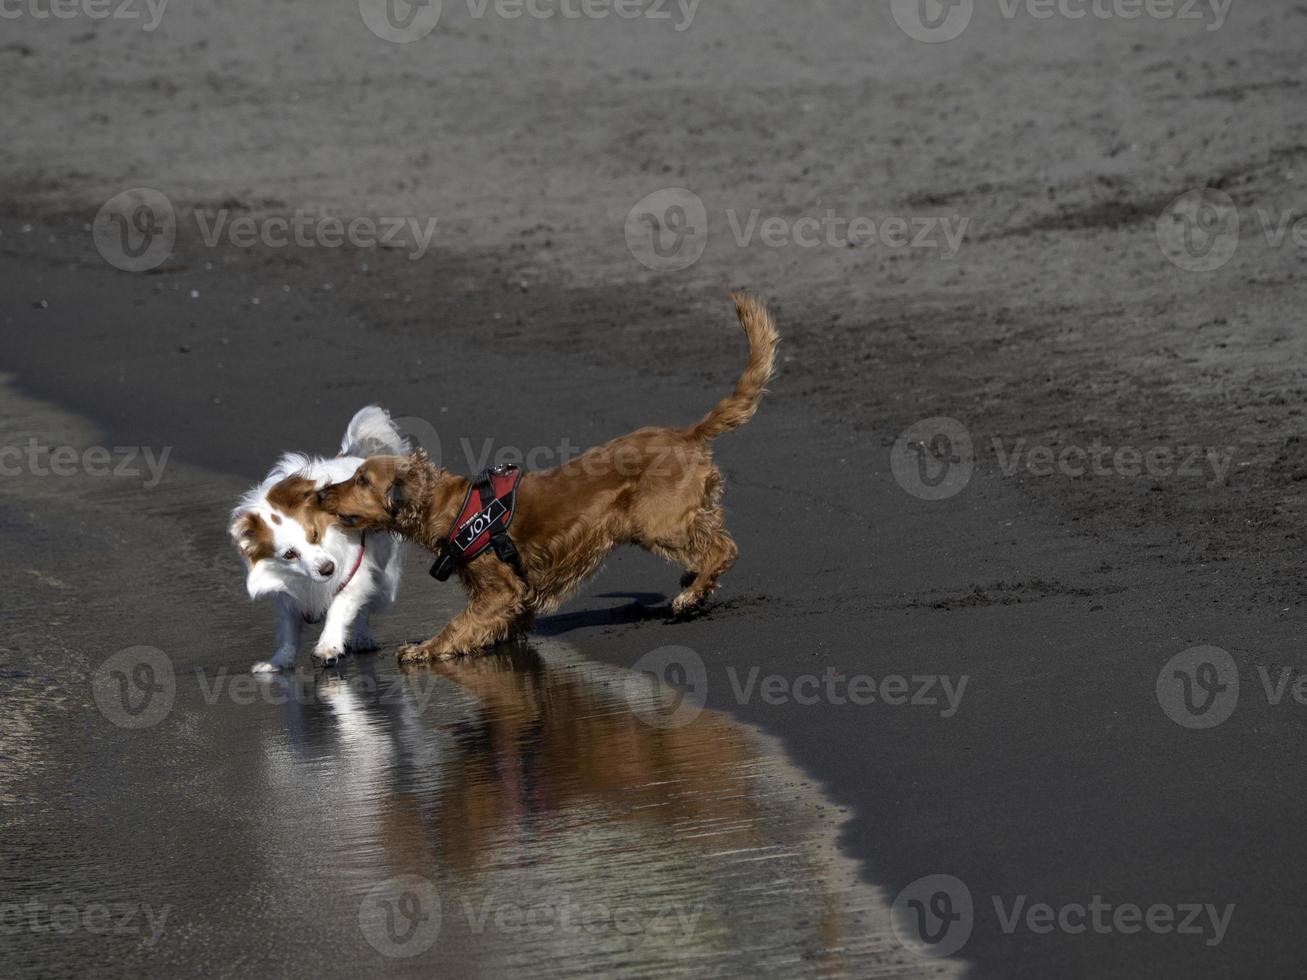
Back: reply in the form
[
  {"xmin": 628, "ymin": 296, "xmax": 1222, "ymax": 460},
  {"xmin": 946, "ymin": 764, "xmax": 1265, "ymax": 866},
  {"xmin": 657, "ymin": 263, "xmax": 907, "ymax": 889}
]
[{"xmin": 335, "ymin": 532, "xmax": 366, "ymax": 596}]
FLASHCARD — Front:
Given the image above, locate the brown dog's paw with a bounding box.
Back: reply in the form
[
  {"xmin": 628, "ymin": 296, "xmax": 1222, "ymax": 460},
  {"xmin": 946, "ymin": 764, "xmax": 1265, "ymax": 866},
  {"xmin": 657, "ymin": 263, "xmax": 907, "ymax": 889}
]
[
  {"xmin": 670, "ymin": 589, "xmax": 708, "ymax": 618},
  {"xmin": 397, "ymin": 643, "xmax": 432, "ymax": 665}
]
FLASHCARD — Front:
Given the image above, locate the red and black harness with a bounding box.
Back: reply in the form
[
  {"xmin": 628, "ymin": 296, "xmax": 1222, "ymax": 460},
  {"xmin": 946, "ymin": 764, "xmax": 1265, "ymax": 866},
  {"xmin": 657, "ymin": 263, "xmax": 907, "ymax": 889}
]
[{"xmin": 430, "ymin": 465, "xmax": 527, "ymax": 583}]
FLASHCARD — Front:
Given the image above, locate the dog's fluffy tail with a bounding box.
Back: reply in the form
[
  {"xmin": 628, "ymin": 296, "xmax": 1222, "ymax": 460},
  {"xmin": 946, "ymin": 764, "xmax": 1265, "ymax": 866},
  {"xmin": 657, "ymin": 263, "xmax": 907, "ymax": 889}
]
[
  {"xmin": 341, "ymin": 406, "xmax": 410, "ymax": 458},
  {"xmin": 690, "ymin": 293, "xmax": 779, "ymax": 442}
]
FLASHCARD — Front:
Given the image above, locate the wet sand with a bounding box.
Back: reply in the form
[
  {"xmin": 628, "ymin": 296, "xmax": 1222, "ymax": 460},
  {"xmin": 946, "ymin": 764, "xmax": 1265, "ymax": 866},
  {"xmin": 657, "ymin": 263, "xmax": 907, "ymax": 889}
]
[
  {"xmin": 0, "ymin": 381, "xmax": 953, "ymax": 979},
  {"xmin": 5, "ymin": 2, "xmax": 1307, "ymax": 977}
]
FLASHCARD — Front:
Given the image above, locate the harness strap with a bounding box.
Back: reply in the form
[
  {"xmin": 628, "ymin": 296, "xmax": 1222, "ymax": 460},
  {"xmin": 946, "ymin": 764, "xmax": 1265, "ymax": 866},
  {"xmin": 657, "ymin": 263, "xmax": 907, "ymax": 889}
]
[{"xmin": 430, "ymin": 466, "xmax": 527, "ymax": 584}]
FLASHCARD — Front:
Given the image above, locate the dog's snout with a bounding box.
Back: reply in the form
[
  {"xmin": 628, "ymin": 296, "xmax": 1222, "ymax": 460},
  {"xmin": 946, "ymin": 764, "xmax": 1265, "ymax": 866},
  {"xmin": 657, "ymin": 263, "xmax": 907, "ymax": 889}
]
[{"xmin": 318, "ymin": 560, "xmax": 336, "ymax": 578}]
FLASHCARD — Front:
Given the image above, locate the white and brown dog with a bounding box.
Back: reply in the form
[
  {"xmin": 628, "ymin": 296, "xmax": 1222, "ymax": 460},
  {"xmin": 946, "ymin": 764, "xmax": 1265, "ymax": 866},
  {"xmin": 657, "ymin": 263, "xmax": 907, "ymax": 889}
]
[{"xmin": 230, "ymin": 407, "xmax": 408, "ymax": 672}]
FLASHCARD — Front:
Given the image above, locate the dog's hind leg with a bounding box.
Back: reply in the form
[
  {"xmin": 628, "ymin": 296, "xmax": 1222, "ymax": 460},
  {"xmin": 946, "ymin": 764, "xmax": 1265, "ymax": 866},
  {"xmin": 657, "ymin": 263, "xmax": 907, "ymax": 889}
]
[
  {"xmin": 646, "ymin": 504, "xmax": 738, "ymax": 616},
  {"xmin": 669, "ymin": 510, "xmax": 738, "ymax": 616},
  {"xmin": 253, "ymin": 594, "xmax": 304, "ymax": 673}
]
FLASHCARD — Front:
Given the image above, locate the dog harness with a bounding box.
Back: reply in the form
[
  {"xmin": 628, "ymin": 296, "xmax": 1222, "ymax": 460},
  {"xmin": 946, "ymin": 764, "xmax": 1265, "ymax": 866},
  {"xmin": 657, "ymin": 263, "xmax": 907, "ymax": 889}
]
[{"xmin": 430, "ymin": 465, "xmax": 526, "ymax": 583}]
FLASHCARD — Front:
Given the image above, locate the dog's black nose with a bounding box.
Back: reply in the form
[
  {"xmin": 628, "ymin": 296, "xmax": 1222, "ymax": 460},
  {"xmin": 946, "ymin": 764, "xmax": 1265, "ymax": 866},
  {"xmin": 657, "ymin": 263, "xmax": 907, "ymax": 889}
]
[{"xmin": 318, "ymin": 561, "xmax": 336, "ymax": 578}]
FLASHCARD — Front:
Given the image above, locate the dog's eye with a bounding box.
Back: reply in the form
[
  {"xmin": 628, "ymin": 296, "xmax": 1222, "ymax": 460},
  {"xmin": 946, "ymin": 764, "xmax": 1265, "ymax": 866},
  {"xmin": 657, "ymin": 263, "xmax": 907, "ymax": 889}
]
[{"xmin": 282, "ymin": 549, "xmax": 299, "ymax": 561}]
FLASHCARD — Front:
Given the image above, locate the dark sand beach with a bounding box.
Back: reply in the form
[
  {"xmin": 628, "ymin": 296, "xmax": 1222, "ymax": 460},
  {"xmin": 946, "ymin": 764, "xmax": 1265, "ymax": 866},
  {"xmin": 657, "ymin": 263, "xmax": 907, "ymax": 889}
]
[{"xmin": 3, "ymin": 2, "xmax": 1307, "ymax": 976}]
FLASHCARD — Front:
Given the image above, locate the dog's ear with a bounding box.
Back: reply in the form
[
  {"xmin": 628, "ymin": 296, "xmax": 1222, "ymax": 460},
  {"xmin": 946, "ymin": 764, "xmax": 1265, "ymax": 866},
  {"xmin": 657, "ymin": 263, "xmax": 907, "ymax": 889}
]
[
  {"xmin": 385, "ymin": 458, "xmax": 409, "ymax": 510},
  {"xmin": 230, "ymin": 511, "xmax": 273, "ymax": 565}
]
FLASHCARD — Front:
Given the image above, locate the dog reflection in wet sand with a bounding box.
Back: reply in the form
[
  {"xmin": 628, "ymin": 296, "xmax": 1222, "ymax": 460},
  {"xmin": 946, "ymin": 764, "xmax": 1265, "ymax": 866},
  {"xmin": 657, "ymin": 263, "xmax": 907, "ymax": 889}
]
[
  {"xmin": 379, "ymin": 646, "xmax": 762, "ymax": 873},
  {"xmin": 317, "ymin": 294, "xmax": 778, "ymax": 663}
]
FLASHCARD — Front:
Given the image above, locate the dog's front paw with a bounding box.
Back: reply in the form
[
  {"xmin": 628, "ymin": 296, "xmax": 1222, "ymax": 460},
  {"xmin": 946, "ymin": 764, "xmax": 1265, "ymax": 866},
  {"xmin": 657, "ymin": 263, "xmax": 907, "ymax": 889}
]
[
  {"xmin": 253, "ymin": 649, "xmax": 296, "ymax": 673},
  {"xmin": 312, "ymin": 646, "xmax": 347, "ymax": 669},
  {"xmin": 396, "ymin": 643, "xmax": 432, "ymax": 665}
]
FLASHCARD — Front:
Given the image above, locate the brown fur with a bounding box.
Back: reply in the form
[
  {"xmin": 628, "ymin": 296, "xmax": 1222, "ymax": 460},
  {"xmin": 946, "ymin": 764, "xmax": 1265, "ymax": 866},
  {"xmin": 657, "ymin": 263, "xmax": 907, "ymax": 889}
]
[
  {"xmin": 232, "ymin": 511, "xmax": 275, "ymax": 566},
  {"xmin": 318, "ymin": 292, "xmax": 779, "ymax": 663},
  {"xmin": 265, "ymin": 475, "xmax": 333, "ymax": 545}
]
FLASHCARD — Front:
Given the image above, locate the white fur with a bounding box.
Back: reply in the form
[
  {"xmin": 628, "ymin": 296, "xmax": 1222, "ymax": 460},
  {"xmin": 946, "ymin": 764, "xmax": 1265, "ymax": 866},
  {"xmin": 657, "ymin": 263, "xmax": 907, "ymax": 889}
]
[{"xmin": 231, "ymin": 407, "xmax": 409, "ymax": 673}]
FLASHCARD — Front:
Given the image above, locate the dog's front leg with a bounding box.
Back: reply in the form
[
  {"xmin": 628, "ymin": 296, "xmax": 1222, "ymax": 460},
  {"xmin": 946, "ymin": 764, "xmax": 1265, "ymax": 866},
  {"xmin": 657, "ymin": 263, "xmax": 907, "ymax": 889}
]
[
  {"xmin": 253, "ymin": 594, "xmax": 303, "ymax": 673},
  {"xmin": 398, "ymin": 579, "xmax": 526, "ymax": 664},
  {"xmin": 314, "ymin": 584, "xmax": 370, "ymax": 669}
]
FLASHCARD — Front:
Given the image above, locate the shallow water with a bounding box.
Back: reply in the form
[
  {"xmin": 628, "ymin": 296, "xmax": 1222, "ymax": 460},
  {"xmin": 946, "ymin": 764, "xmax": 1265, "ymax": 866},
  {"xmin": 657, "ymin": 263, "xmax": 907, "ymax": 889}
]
[{"xmin": 0, "ymin": 381, "xmax": 956, "ymax": 979}]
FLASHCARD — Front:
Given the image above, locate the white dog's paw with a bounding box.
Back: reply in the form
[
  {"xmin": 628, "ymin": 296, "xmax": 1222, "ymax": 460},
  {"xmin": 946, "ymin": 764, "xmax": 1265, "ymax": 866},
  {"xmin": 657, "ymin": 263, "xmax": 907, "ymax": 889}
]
[
  {"xmin": 312, "ymin": 646, "xmax": 346, "ymax": 669},
  {"xmin": 252, "ymin": 660, "xmax": 286, "ymax": 674}
]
